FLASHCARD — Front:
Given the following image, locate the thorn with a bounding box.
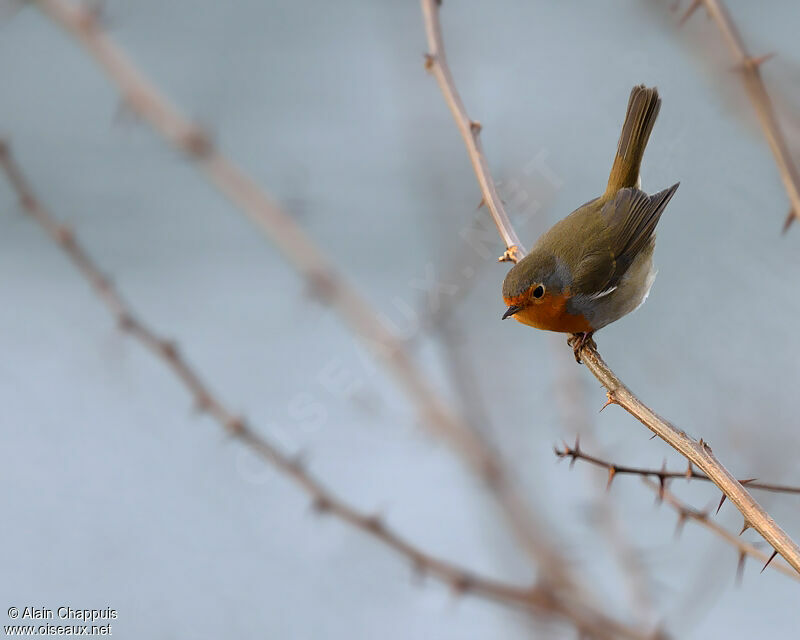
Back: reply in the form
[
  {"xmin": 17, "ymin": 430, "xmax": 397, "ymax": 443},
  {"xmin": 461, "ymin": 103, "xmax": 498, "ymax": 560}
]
[
  {"xmin": 183, "ymin": 125, "xmax": 213, "ymax": 158},
  {"xmin": 411, "ymin": 556, "xmax": 427, "ymax": 580},
  {"xmin": 311, "ymin": 495, "xmax": 331, "ymax": 513},
  {"xmin": 736, "ymin": 551, "xmax": 746, "ymax": 585},
  {"xmin": 678, "ymin": 0, "xmax": 703, "ymax": 26},
  {"xmin": 716, "ymin": 493, "xmax": 727, "ymax": 514},
  {"xmin": 782, "ymin": 209, "xmax": 795, "ymax": 234},
  {"xmin": 606, "ymin": 466, "xmax": 616, "ymax": 490},
  {"xmin": 306, "ymin": 269, "xmax": 337, "ymax": 304},
  {"xmin": 451, "ymin": 574, "xmax": 472, "ymax": 595},
  {"xmin": 761, "ymin": 550, "xmax": 779, "ymax": 573},
  {"xmin": 364, "ymin": 514, "xmax": 384, "ymax": 533},
  {"xmin": 423, "ymin": 53, "xmax": 435, "ymax": 72},
  {"xmin": 740, "ymin": 478, "xmax": 757, "ymax": 486},
  {"xmin": 53, "ymin": 225, "xmax": 74, "ymax": 247},
  {"xmin": 498, "ymin": 245, "xmax": 521, "ymax": 263},
  {"xmin": 469, "ymin": 120, "xmax": 482, "ymax": 134},
  {"xmin": 159, "ymin": 340, "xmax": 178, "ymax": 359},
  {"xmin": 599, "ymin": 391, "xmax": 616, "ymax": 412},
  {"xmin": 193, "ymin": 392, "xmax": 213, "ymax": 414},
  {"xmin": 685, "ymin": 461, "xmax": 694, "ymax": 479},
  {"xmin": 740, "ymin": 519, "xmax": 751, "ymax": 536},
  {"xmin": 226, "ymin": 416, "xmax": 246, "ymax": 436},
  {"xmin": 649, "ymin": 433, "xmax": 658, "ymax": 440},
  {"xmin": 476, "ymin": 196, "xmax": 485, "ymax": 210},
  {"xmin": 674, "ymin": 511, "xmax": 687, "ymax": 538},
  {"xmin": 657, "ymin": 473, "xmax": 667, "ymax": 503},
  {"xmin": 76, "ymin": 0, "xmax": 102, "ymax": 31},
  {"xmin": 117, "ymin": 313, "xmax": 135, "ymax": 332},
  {"xmin": 288, "ymin": 450, "xmax": 308, "ymax": 473},
  {"xmin": 746, "ymin": 53, "xmax": 776, "ymax": 70}
]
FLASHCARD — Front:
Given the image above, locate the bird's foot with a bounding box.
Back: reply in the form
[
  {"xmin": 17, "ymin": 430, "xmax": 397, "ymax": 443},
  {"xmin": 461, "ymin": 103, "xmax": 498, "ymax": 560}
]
[{"xmin": 567, "ymin": 332, "xmax": 595, "ymax": 364}]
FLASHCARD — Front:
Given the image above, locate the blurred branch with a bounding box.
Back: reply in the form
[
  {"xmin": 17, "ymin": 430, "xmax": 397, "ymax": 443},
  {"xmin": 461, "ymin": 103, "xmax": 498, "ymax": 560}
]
[
  {"xmin": 642, "ymin": 479, "xmax": 800, "ymax": 582},
  {"xmin": 555, "ymin": 438, "xmax": 800, "ymax": 495},
  {"xmin": 28, "ymin": 0, "xmax": 575, "ymax": 591},
  {"xmin": 0, "ymin": 141, "xmax": 649, "ymax": 639},
  {"xmin": 419, "ymin": 0, "xmax": 800, "ymax": 575},
  {"xmin": 17, "ymin": 2, "xmax": 657, "ymax": 636},
  {"xmin": 680, "ymin": 0, "xmax": 800, "ymax": 231}
]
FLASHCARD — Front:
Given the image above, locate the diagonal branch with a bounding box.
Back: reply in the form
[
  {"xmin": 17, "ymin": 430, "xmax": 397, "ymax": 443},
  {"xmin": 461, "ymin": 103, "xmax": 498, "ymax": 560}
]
[
  {"xmin": 420, "ymin": 0, "xmax": 523, "ymax": 263},
  {"xmin": 419, "ymin": 0, "xmax": 800, "ymax": 575},
  {"xmin": 555, "ymin": 438, "xmax": 800, "ymax": 495},
  {"xmin": 642, "ymin": 480, "xmax": 800, "ymax": 582},
  {"xmin": 554, "ymin": 438, "xmax": 800, "ymax": 580},
  {"xmin": 29, "ymin": 0, "xmax": 569, "ymax": 589},
  {"xmin": 0, "ymin": 142, "xmax": 649, "ymax": 639},
  {"xmin": 680, "ymin": 0, "xmax": 800, "ymax": 231}
]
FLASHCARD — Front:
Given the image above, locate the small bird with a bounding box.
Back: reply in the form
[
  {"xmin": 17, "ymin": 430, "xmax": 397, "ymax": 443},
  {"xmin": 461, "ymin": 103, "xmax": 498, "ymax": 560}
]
[{"xmin": 501, "ymin": 85, "xmax": 679, "ymax": 361}]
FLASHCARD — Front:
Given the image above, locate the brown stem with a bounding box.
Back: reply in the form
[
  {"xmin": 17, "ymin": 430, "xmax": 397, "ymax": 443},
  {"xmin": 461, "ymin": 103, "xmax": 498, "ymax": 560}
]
[
  {"xmin": 683, "ymin": 0, "xmax": 800, "ymax": 230},
  {"xmin": 582, "ymin": 352, "xmax": 800, "ymax": 574},
  {"xmin": 419, "ymin": 0, "xmax": 800, "ymax": 575},
  {"xmin": 420, "ymin": 0, "xmax": 523, "ymax": 263},
  {"xmin": 556, "ymin": 438, "xmax": 800, "ymax": 495},
  {"xmin": 642, "ymin": 479, "xmax": 799, "ymax": 582}
]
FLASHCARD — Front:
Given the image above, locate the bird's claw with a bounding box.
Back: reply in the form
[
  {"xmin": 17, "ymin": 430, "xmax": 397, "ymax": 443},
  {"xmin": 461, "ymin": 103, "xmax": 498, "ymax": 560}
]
[{"xmin": 567, "ymin": 332, "xmax": 595, "ymax": 363}]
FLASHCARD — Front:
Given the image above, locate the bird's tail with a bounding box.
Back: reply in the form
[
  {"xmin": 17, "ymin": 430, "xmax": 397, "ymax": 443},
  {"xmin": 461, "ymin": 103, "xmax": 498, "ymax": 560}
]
[{"xmin": 605, "ymin": 85, "xmax": 661, "ymax": 197}]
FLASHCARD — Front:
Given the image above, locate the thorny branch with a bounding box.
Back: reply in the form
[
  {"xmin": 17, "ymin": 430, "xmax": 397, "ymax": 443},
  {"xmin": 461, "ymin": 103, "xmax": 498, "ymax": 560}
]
[
  {"xmin": 679, "ymin": 0, "xmax": 800, "ymax": 231},
  {"xmin": 0, "ymin": 142, "xmax": 648, "ymax": 639},
  {"xmin": 642, "ymin": 480, "xmax": 800, "ymax": 582},
  {"xmin": 555, "ymin": 438, "xmax": 800, "ymax": 495},
  {"xmin": 420, "ymin": 0, "xmax": 523, "ymax": 263},
  {"xmin": 419, "ymin": 0, "xmax": 800, "ymax": 574},
  {"xmin": 555, "ymin": 439, "xmax": 800, "ymax": 581}
]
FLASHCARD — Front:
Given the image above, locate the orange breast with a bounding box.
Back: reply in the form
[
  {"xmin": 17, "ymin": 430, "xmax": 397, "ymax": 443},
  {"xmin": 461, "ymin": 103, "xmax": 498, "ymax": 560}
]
[{"xmin": 511, "ymin": 292, "xmax": 593, "ymax": 333}]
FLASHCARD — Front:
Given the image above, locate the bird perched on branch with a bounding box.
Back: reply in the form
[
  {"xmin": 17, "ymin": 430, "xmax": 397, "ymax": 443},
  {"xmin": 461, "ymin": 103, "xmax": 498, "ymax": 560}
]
[{"xmin": 501, "ymin": 85, "xmax": 679, "ymax": 362}]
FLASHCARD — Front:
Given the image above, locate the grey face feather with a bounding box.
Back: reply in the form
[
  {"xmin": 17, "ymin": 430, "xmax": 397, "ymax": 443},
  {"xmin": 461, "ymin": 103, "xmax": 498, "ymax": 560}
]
[{"xmin": 502, "ymin": 252, "xmax": 572, "ymax": 299}]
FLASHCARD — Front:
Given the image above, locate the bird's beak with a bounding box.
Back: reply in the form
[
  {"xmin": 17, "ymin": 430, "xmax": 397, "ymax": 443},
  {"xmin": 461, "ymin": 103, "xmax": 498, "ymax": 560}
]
[{"xmin": 502, "ymin": 305, "xmax": 523, "ymax": 320}]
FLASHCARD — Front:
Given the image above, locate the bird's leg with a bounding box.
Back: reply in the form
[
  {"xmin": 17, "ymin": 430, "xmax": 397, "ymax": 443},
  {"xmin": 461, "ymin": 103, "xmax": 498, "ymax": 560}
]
[{"xmin": 567, "ymin": 332, "xmax": 595, "ymax": 363}]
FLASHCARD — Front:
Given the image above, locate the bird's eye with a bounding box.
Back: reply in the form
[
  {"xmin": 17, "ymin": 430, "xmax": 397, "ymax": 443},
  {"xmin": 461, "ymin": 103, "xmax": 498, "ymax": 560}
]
[{"xmin": 532, "ymin": 285, "xmax": 545, "ymax": 299}]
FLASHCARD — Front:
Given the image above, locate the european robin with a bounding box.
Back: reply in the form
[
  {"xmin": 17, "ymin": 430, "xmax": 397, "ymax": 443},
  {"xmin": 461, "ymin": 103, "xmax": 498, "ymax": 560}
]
[{"xmin": 501, "ymin": 85, "xmax": 679, "ymax": 361}]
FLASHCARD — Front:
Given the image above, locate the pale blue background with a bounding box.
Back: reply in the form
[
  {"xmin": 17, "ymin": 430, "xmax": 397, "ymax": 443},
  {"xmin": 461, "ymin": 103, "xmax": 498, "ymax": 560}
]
[{"xmin": 1, "ymin": 1, "xmax": 799, "ymax": 637}]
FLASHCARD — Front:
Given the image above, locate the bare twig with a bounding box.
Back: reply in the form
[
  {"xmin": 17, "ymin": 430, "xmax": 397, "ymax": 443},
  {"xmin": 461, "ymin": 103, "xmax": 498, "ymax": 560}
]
[
  {"xmin": 420, "ymin": 0, "xmax": 523, "ymax": 263},
  {"xmin": 583, "ymin": 355, "xmax": 800, "ymax": 573},
  {"xmin": 555, "ymin": 438, "xmax": 800, "ymax": 495},
  {"xmin": 680, "ymin": 0, "xmax": 800, "ymax": 231},
  {"xmin": 642, "ymin": 479, "xmax": 799, "ymax": 582},
  {"xmin": 0, "ymin": 142, "xmax": 650, "ymax": 639},
  {"xmin": 419, "ymin": 0, "xmax": 800, "ymax": 574},
  {"xmin": 29, "ymin": 0, "xmax": 574, "ymax": 590}
]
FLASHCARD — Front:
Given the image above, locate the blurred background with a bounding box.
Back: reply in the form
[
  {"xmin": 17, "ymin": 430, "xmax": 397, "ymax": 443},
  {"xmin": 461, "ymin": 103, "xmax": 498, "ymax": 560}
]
[{"xmin": 2, "ymin": 0, "xmax": 799, "ymax": 637}]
